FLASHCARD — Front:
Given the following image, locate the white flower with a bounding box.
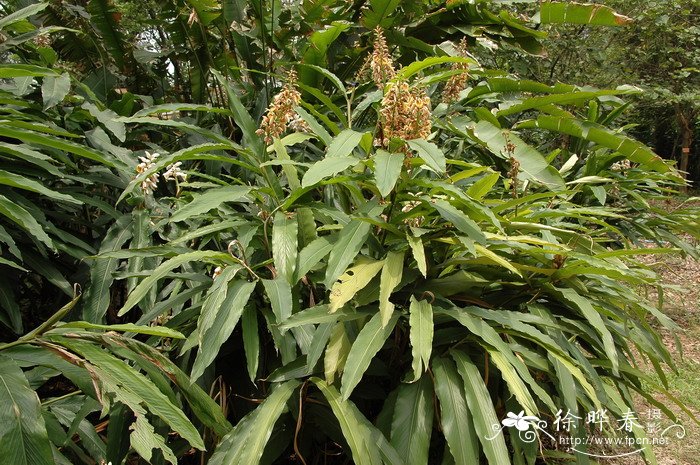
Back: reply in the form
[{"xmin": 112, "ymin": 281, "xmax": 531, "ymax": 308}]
[
  {"xmin": 212, "ymin": 266, "xmax": 223, "ymax": 278},
  {"xmin": 163, "ymin": 161, "xmax": 187, "ymax": 182},
  {"xmin": 135, "ymin": 151, "xmax": 160, "ymax": 195}
]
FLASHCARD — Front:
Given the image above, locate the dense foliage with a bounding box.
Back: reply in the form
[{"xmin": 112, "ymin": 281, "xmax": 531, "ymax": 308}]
[{"xmin": 0, "ymin": 1, "xmax": 699, "ymax": 464}]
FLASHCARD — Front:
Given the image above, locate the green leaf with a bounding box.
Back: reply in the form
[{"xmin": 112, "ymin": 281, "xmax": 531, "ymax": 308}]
[
  {"xmin": 262, "ymin": 278, "xmax": 293, "ymax": 323},
  {"xmin": 516, "ymin": 115, "xmax": 669, "ymax": 173},
  {"xmin": 130, "ymin": 416, "xmax": 177, "ymax": 464},
  {"xmin": 326, "ymin": 129, "xmax": 365, "ymax": 158},
  {"xmin": 82, "ymin": 214, "xmax": 132, "ymax": 322},
  {"xmin": 191, "ymin": 279, "xmax": 256, "ymax": 380},
  {"xmin": 55, "ymin": 322, "xmax": 185, "ymax": 339},
  {"xmin": 374, "ymin": 150, "xmax": 404, "ymax": 198},
  {"xmin": 118, "ymin": 250, "xmax": 231, "ymax": 316},
  {"xmin": 169, "ymin": 186, "xmax": 251, "ymax": 223},
  {"xmin": 329, "ymin": 259, "xmax": 384, "ymax": 313},
  {"xmin": 82, "ymin": 102, "xmax": 126, "ymax": 142},
  {"xmin": 312, "ymin": 378, "xmax": 389, "ymax": 465},
  {"xmin": 466, "ymin": 172, "xmax": 500, "ymax": 200},
  {"xmin": 379, "ymin": 251, "xmax": 404, "ymax": 326},
  {"xmin": 295, "ymin": 236, "xmax": 334, "ymax": 282},
  {"xmin": 0, "ymin": 125, "xmax": 117, "ymax": 167},
  {"xmin": 41, "ymin": 73, "xmax": 70, "ymax": 110},
  {"xmin": 390, "ymin": 376, "xmax": 434, "ymax": 465},
  {"xmin": 242, "ymin": 307, "xmax": 259, "ymax": 383},
  {"xmin": 341, "ymin": 312, "xmax": 399, "ymax": 399},
  {"xmin": 470, "ymin": 120, "xmax": 565, "ymax": 190},
  {"xmin": 407, "ymin": 233, "xmax": 427, "ymax": 277},
  {"xmin": 301, "ymin": 157, "xmax": 359, "ymax": 188},
  {"xmin": 0, "ymin": 170, "xmax": 80, "ymax": 205},
  {"xmin": 396, "ymin": 56, "xmax": 475, "ymax": 81},
  {"xmin": 55, "ymin": 338, "xmax": 205, "ymax": 450},
  {"xmin": 409, "ymin": 296, "xmax": 433, "ymax": 379},
  {"xmin": 451, "ymin": 351, "xmax": 511, "ymax": 465},
  {"xmin": 431, "ymin": 199, "xmax": 486, "ymax": 244},
  {"xmin": 324, "ymin": 220, "xmax": 372, "ymax": 287},
  {"xmin": 407, "ymin": 139, "xmax": 446, "ymax": 174},
  {"xmin": 432, "ymin": 357, "xmax": 479, "ymax": 465},
  {"xmin": 209, "ymin": 380, "xmax": 300, "ymax": 465},
  {"xmin": 0, "ymin": 3, "xmax": 48, "ymax": 30},
  {"xmin": 551, "ymin": 287, "xmax": 619, "ymax": 376},
  {"xmin": 0, "ymin": 194, "xmax": 53, "ymax": 249},
  {"xmin": 540, "ymin": 1, "xmax": 632, "ymax": 26},
  {"xmin": 0, "ymin": 64, "xmax": 56, "ymax": 78},
  {"xmin": 362, "ymin": 0, "xmax": 401, "ymax": 28},
  {"xmin": 0, "ymin": 278, "xmax": 22, "ymax": 333},
  {"xmin": 324, "ymin": 321, "xmax": 351, "ymax": 384},
  {"xmin": 0, "ymin": 354, "xmax": 53, "ymax": 465},
  {"xmin": 272, "ymin": 211, "xmax": 298, "ymax": 284}
]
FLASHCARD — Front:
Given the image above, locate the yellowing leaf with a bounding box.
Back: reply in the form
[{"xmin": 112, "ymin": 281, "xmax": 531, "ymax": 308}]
[
  {"xmin": 379, "ymin": 251, "xmax": 404, "ymax": 326},
  {"xmin": 329, "ymin": 259, "xmax": 384, "ymax": 313}
]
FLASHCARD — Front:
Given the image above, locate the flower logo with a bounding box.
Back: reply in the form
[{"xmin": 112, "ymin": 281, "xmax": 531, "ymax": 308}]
[{"xmin": 502, "ymin": 411, "xmax": 539, "ymax": 432}]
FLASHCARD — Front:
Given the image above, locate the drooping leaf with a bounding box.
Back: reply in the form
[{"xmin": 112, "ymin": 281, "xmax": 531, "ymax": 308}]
[
  {"xmin": 54, "ymin": 338, "xmax": 205, "ymax": 450},
  {"xmin": 540, "ymin": 1, "xmax": 632, "ymax": 26},
  {"xmin": 341, "ymin": 312, "xmax": 399, "ymax": 399},
  {"xmin": 82, "ymin": 214, "xmax": 132, "ymax": 323},
  {"xmin": 118, "ymin": 250, "xmax": 231, "ymax": 316},
  {"xmin": 432, "ymin": 357, "xmax": 479, "ymax": 465},
  {"xmin": 312, "ymin": 378, "xmax": 393, "ymax": 465},
  {"xmin": 295, "ymin": 236, "xmax": 334, "ymax": 282},
  {"xmin": 191, "ymin": 278, "xmax": 256, "ymax": 380},
  {"xmin": 409, "ymin": 296, "xmax": 433, "ymax": 379},
  {"xmin": 55, "ymin": 322, "xmax": 184, "ymax": 339},
  {"xmin": 0, "ymin": 354, "xmax": 53, "ymax": 465},
  {"xmin": 169, "ymin": 186, "xmax": 251, "ymax": 223},
  {"xmin": 324, "ymin": 321, "xmax": 351, "ymax": 384},
  {"xmin": 41, "ymin": 73, "xmax": 71, "ymax": 110},
  {"xmin": 451, "ymin": 351, "xmax": 511, "ymax": 465},
  {"xmin": 470, "ymin": 120, "xmax": 565, "ymax": 190},
  {"xmin": 407, "ymin": 233, "xmax": 427, "ymax": 277},
  {"xmin": 272, "ymin": 211, "xmax": 298, "ymax": 283},
  {"xmin": 389, "ymin": 376, "xmax": 434, "ymax": 465},
  {"xmin": 378, "ymin": 251, "xmax": 404, "ymax": 326},
  {"xmin": 374, "ymin": 150, "xmax": 404, "ymax": 198},
  {"xmin": 407, "ymin": 139, "xmax": 446, "ymax": 174},
  {"xmin": 301, "ymin": 156, "xmax": 359, "ymax": 188},
  {"xmin": 242, "ymin": 306, "xmax": 260, "ymax": 382},
  {"xmin": 130, "ymin": 415, "xmax": 177, "ymax": 464},
  {"xmin": 0, "ymin": 194, "xmax": 53, "ymax": 249},
  {"xmin": 207, "ymin": 380, "xmax": 300, "ymax": 465},
  {"xmin": 324, "ymin": 220, "xmax": 372, "ymax": 287}
]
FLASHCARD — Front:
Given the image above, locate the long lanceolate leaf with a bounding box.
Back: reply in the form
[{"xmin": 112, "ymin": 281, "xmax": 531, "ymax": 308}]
[
  {"xmin": 208, "ymin": 380, "xmax": 300, "ymax": 465},
  {"xmin": 451, "ymin": 351, "xmax": 511, "ymax": 465},
  {"xmin": 0, "ymin": 354, "xmax": 54, "ymax": 465},
  {"xmin": 432, "ymin": 358, "xmax": 479, "ymax": 465},
  {"xmin": 341, "ymin": 312, "xmax": 399, "ymax": 399},
  {"xmin": 389, "ymin": 376, "xmax": 434, "ymax": 465},
  {"xmin": 117, "ymin": 250, "xmax": 232, "ymax": 316},
  {"xmin": 82, "ymin": 214, "xmax": 133, "ymax": 323},
  {"xmin": 50, "ymin": 338, "xmax": 205, "ymax": 451},
  {"xmin": 313, "ymin": 378, "xmax": 400, "ymax": 465}
]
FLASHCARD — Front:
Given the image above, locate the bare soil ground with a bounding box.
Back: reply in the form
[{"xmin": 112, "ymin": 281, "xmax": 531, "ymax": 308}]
[{"xmin": 626, "ymin": 197, "xmax": 700, "ymax": 465}]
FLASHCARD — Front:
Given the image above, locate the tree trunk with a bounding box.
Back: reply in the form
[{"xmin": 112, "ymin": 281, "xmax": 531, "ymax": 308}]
[{"xmin": 676, "ymin": 106, "xmax": 694, "ymax": 192}]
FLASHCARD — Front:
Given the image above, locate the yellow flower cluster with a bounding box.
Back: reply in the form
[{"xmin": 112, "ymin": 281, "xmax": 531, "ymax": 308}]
[
  {"xmin": 442, "ymin": 38, "xmax": 470, "ymax": 104},
  {"xmin": 371, "ymin": 27, "xmax": 396, "ymax": 88},
  {"xmin": 377, "ymin": 79, "xmax": 432, "ymax": 149},
  {"xmin": 256, "ymin": 71, "xmax": 303, "ymax": 144}
]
